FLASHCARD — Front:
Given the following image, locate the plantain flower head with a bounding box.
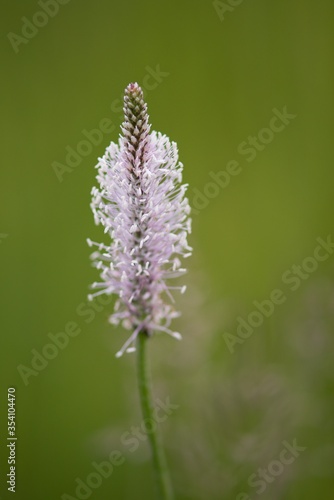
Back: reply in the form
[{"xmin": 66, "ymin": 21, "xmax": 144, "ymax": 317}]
[{"xmin": 87, "ymin": 83, "xmax": 192, "ymax": 357}]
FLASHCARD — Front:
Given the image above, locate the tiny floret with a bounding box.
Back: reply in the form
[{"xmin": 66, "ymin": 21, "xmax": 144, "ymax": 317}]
[{"xmin": 89, "ymin": 83, "xmax": 192, "ymax": 357}]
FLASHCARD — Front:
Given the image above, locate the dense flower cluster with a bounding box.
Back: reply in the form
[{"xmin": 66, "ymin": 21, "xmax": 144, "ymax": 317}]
[{"xmin": 88, "ymin": 83, "xmax": 192, "ymax": 357}]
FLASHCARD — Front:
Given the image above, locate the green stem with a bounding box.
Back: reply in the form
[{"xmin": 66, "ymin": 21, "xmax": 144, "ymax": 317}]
[{"xmin": 137, "ymin": 330, "xmax": 174, "ymax": 500}]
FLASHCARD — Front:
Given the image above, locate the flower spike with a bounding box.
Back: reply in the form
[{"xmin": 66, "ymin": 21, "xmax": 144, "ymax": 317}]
[{"xmin": 89, "ymin": 83, "xmax": 192, "ymax": 356}]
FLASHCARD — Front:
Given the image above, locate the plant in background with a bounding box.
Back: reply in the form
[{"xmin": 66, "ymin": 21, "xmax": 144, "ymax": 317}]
[{"xmin": 87, "ymin": 83, "xmax": 192, "ymax": 499}]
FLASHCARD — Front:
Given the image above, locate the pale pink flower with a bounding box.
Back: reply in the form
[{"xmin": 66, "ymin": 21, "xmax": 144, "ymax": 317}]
[{"xmin": 88, "ymin": 83, "xmax": 192, "ymax": 357}]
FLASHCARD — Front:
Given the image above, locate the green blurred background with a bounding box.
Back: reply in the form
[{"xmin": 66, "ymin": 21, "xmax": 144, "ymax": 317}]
[{"xmin": 1, "ymin": 0, "xmax": 334, "ymax": 498}]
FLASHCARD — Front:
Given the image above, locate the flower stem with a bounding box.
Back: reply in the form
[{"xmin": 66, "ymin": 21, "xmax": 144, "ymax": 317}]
[{"xmin": 137, "ymin": 330, "xmax": 174, "ymax": 500}]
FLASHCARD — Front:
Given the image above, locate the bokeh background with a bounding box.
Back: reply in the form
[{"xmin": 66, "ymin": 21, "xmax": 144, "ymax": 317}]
[{"xmin": 1, "ymin": 1, "xmax": 334, "ymax": 499}]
